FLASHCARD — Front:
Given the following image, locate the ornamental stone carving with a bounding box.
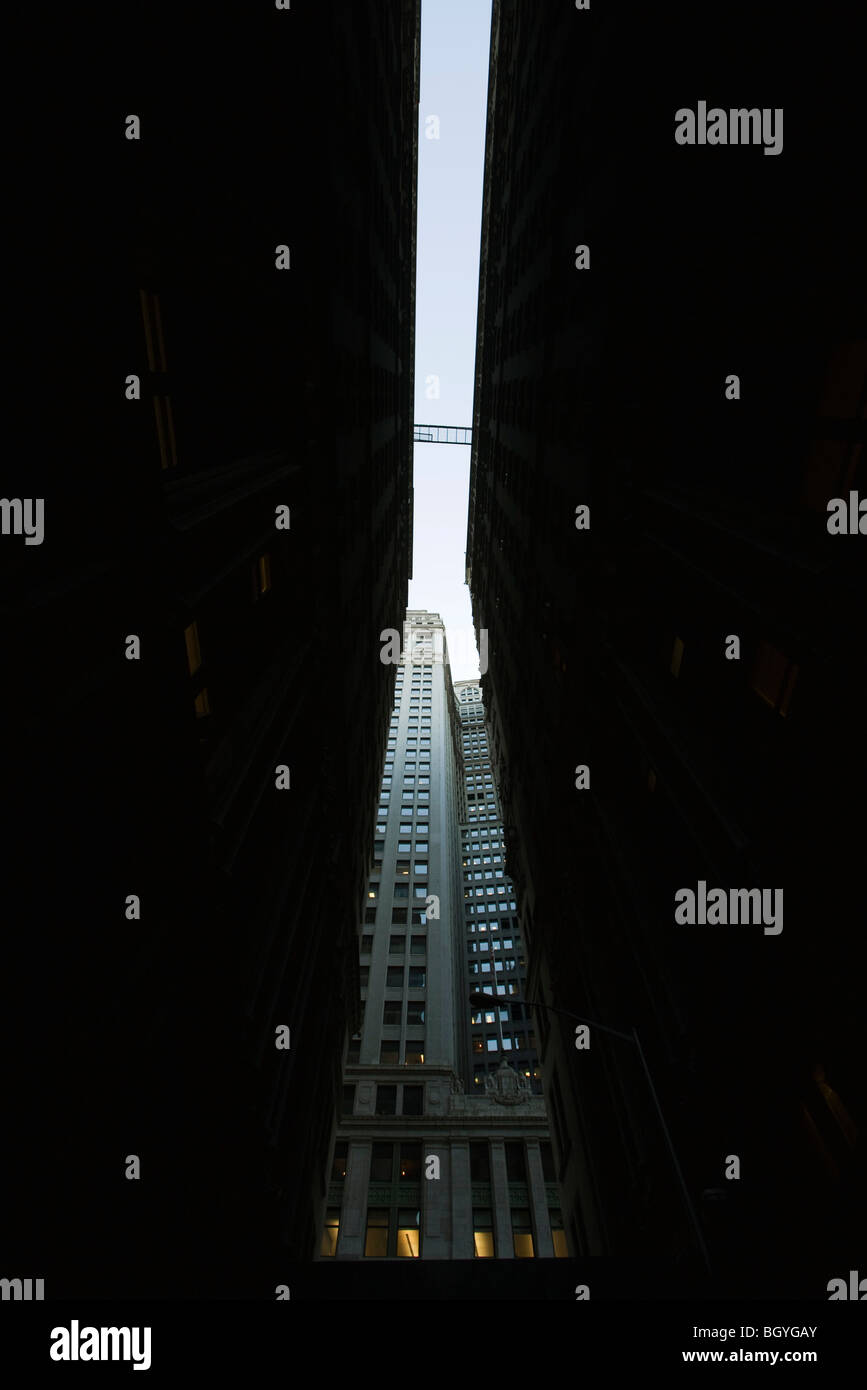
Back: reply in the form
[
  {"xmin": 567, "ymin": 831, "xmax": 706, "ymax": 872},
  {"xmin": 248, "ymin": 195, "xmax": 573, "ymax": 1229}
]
[{"xmin": 484, "ymin": 1060, "xmax": 531, "ymax": 1105}]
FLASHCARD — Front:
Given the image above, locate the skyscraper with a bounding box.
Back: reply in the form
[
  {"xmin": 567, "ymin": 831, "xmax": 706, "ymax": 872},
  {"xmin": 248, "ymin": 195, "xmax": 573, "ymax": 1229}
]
[{"xmin": 319, "ymin": 613, "xmax": 563, "ymax": 1261}]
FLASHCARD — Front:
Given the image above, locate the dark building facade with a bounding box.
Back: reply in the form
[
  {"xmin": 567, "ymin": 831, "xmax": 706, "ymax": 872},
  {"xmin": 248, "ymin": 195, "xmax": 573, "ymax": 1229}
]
[
  {"xmin": 467, "ymin": 0, "xmax": 866, "ymax": 1288},
  {"xmin": 5, "ymin": 1, "xmax": 419, "ymax": 1296}
]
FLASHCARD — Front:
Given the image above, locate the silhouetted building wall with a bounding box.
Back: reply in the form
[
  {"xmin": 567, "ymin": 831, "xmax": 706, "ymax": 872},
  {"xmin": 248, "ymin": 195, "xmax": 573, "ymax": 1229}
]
[
  {"xmin": 6, "ymin": 0, "xmax": 419, "ymax": 1296},
  {"xmin": 467, "ymin": 0, "xmax": 866, "ymax": 1280}
]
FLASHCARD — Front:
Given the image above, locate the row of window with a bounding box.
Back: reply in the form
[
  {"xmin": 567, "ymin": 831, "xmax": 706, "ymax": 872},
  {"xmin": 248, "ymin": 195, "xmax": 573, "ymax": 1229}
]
[
  {"xmin": 382, "ymin": 1001, "xmax": 425, "ymax": 1025},
  {"xmin": 322, "ymin": 1138, "xmax": 564, "ymax": 1257},
  {"xmin": 472, "ymin": 1032, "xmax": 534, "ymax": 1052},
  {"xmin": 327, "ymin": 1137, "xmax": 558, "ymax": 1189},
  {"xmin": 359, "ymin": 964, "xmax": 427, "ymax": 989},
  {"xmin": 362, "ymin": 908, "xmax": 427, "ymax": 926},
  {"xmin": 360, "ymin": 935, "xmax": 427, "ymax": 956},
  {"xmin": 468, "ymin": 960, "xmax": 521, "ymax": 975},
  {"xmin": 369, "ymin": 884, "xmax": 429, "ymax": 901}
]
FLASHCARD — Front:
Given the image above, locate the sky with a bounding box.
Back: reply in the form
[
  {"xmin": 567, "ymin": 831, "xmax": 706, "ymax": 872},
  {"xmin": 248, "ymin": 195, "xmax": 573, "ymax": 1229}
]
[{"xmin": 409, "ymin": 0, "xmax": 493, "ymax": 681}]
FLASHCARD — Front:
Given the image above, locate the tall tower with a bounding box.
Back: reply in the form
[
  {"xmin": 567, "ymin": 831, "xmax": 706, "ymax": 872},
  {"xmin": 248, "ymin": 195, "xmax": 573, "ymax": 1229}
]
[
  {"xmin": 319, "ymin": 613, "xmax": 564, "ymax": 1261},
  {"xmin": 453, "ymin": 679, "xmax": 543, "ymax": 1101}
]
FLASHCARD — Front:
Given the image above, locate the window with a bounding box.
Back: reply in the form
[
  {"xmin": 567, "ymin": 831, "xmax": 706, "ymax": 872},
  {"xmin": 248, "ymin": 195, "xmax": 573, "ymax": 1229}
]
[
  {"xmin": 380, "ymin": 1042, "xmax": 400, "ymax": 1064},
  {"xmin": 397, "ymin": 1210, "xmax": 420, "ymax": 1258},
  {"xmin": 331, "ymin": 1141, "xmax": 348, "ymax": 1182},
  {"xmin": 751, "ymin": 640, "xmax": 799, "ymax": 718},
  {"xmin": 540, "ymin": 1143, "xmax": 556, "ymax": 1183},
  {"xmin": 506, "ymin": 1142, "xmax": 527, "ymax": 1183},
  {"xmin": 364, "ymin": 1209, "xmax": 389, "ymax": 1258},
  {"xmin": 392, "ymin": 908, "xmax": 407, "ymax": 924},
  {"xmin": 386, "ymin": 966, "xmax": 403, "ymax": 988},
  {"xmin": 670, "ymin": 635, "xmax": 685, "ymax": 679},
  {"xmin": 320, "ymin": 1208, "xmax": 340, "ymax": 1257},
  {"xmin": 360, "ymin": 935, "xmax": 373, "ymax": 955},
  {"xmin": 550, "ymin": 1209, "xmax": 568, "ymax": 1258},
  {"xmin": 383, "ymin": 1000, "xmax": 402, "ymax": 1026},
  {"xmin": 359, "ymin": 966, "xmax": 369, "ymax": 987},
  {"xmin": 399, "ymin": 1142, "xmax": 422, "ymax": 1181},
  {"xmin": 184, "ymin": 621, "xmax": 202, "ymax": 676},
  {"xmin": 410, "ymin": 936, "xmax": 426, "ymax": 956},
  {"xmin": 376, "ymin": 1085, "xmax": 397, "ymax": 1116},
  {"xmin": 470, "ymin": 1142, "xmax": 490, "ymax": 1181},
  {"xmin": 413, "ymin": 886, "xmax": 428, "ymax": 898},
  {"xmin": 415, "ymin": 841, "xmax": 428, "ymax": 853},
  {"xmin": 473, "ymin": 1209, "xmax": 494, "ymax": 1258},
  {"xmin": 511, "ymin": 1209, "xmax": 535, "ymax": 1258},
  {"xmin": 370, "ymin": 1142, "xmax": 393, "ymax": 1182},
  {"xmin": 408, "ymin": 967, "xmax": 426, "ymax": 989},
  {"xmin": 402, "ymin": 1084, "xmax": 424, "ymax": 1116},
  {"xmin": 404, "ymin": 1042, "xmax": 424, "ymax": 1064},
  {"xmin": 364, "ymin": 907, "xmax": 376, "ymax": 924},
  {"xmin": 393, "ymin": 883, "xmax": 409, "ymax": 900},
  {"xmin": 389, "ymin": 935, "xmax": 405, "ymax": 954},
  {"xmin": 396, "ymin": 860, "xmax": 410, "ymax": 875},
  {"xmin": 407, "ymin": 1002, "xmax": 425, "ymax": 1025},
  {"xmin": 341, "ymin": 1085, "xmax": 355, "ymax": 1116},
  {"xmin": 255, "ymin": 552, "xmax": 272, "ymax": 597},
  {"xmin": 414, "ymin": 862, "xmax": 428, "ymax": 876}
]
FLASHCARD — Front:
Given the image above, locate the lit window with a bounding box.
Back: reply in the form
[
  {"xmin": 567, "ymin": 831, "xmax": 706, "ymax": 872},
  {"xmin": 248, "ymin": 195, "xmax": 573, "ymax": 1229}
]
[
  {"xmin": 670, "ymin": 635, "xmax": 685, "ymax": 679},
  {"xmin": 320, "ymin": 1208, "xmax": 340, "ymax": 1257},
  {"xmin": 751, "ymin": 640, "xmax": 799, "ymax": 718},
  {"xmin": 473, "ymin": 1209, "xmax": 494, "ymax": 1258},
  {"xmin": 397, "ymin": 1210, "xmax": 420, "ymax": 1258},
  {"xmin": 256, "ymin": 551, "xmax": 272, "ymax": 596},
  {"xmin": 364, "ymin": 1209, "xmax": 389, "ymax": 1257},
  {"xmin": 184, "ymin": 621, "xmax": 202, "ymax": 676},
  {"xmin": 550, "ymin": 1210, "xmax": 568, "ymax": 1257},
  {"xmin": 511, "ymin": 1209, "xmax": 535, "ymax": 1258},
  {"xmin": 194, "ymin": 688, "xmax": 211, "ymax": 718}
]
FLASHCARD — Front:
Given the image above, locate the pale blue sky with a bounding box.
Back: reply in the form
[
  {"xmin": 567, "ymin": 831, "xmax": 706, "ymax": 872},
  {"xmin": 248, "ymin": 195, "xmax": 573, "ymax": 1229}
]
[{"xmin": 409, "ymin": 0, "xmax": 492, "ymax": 681}]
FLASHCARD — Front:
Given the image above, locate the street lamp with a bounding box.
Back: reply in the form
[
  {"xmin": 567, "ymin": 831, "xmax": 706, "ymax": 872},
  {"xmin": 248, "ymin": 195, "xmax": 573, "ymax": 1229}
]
[{"xmin": 469, "ymin": 989, "xmax": 712, "ymax": 1275}]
